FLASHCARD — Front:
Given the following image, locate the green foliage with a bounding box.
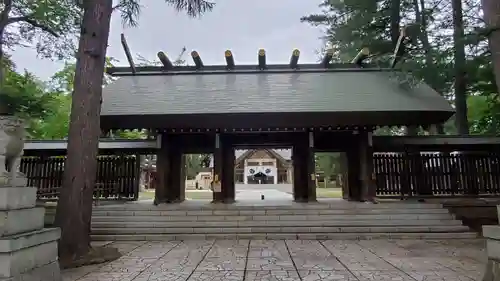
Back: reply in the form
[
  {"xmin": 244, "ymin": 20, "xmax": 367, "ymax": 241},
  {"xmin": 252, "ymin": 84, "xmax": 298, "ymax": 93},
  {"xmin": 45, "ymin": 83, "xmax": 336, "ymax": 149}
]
[
  {"xmin": 302, "ymin": 0, "xmax": 499, "ymax": 135},
  {"xmin": 1, "ymin": 0, "xmax": 82, "ymax": 59},
  {"xmin": 114, "ymin": 0, "xmax": 215, "ymax": 27},
  {"xmin": 29, "ymin": 93, "xmax": 71, "ymax": 139},
  {"xmin": 315, "ymin": 153, "xmax": 341, "ymax": 182},
  {"xmin": 0, "ymin": 63, "xmax": 70, "ymax": 139},
  {"xmin": 112, "ymin": 129, "xmax": 147, "ymax": 139},
  {"xmin": 0, "ymin": 66, "xmax": 54, "ymax": 118},
  {"xmin": 184, "ymin": 154, "xmax": 211, "ymax": 179}
]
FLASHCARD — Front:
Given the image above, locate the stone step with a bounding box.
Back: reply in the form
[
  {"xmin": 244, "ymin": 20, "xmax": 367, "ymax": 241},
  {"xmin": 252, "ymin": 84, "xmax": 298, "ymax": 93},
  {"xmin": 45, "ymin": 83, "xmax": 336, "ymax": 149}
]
[
  {"xmin": 90, "ymin": 231, "xmax": 478, "ymax": 241},
  {"xmin": 92, "ymin": 202, "xmax": 444, "ymax": 211},
  {"xmin": 91, "ymin": 225, "xmax": 471, "ymax": 235},
  {"xmin": 91, "ymin": 208, "xmax": 450, "ymax": 217},
  {"xmin": 91, "ymin": 219, "xmax": 463, "ymax": 228},
  {"xmin": 91, "ymin": 213, "xmax": 454, "ymax": 222}
]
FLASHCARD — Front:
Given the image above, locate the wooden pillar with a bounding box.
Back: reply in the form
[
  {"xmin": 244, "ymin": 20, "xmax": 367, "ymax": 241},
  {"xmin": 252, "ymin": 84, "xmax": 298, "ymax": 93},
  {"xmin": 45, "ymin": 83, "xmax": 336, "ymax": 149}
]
[
  {"xmin": 292, "ymin": 141, "xmax": 306, "ymax": 201},
  {"xmin": 292, "ymin": 132, "xmax": 316, "ymax": 202},
  {"xmin": 306, "ymin": 132, "xmax": 317, "ymax": 202},
  {"xmin": 287, "ymin": 167, "xmax": 293, "ymax": 184},
  {"xmin": 154, "ymin": 133, "xmax": 169, "ymax": 204},
  {"xmin": 179, "ymin": 154, "xmax": 186, "ymax": 201},
  {"xmin": 339, "ymin": 153, "xmax": 349, "ymax": 200},
  {"xmin": 359, "ymin": 131, "xmax": 377, "ymax": 202},
  {"xmin": 154, "ymin": 133, "xmax": 184, "ymax": 204},
  {"xmin": 212, "ymin": 133, "xmax": 234, "ymax": 203},
  {"xmin": 166, "ymin": 145, "xmax": 184, "ymax": 202},
  {"xmin": 212, "ymin": 133, "xmax": 224, "ymax": 203},
  {"xmin": 222, "ymin": 142, "xmax": 235, "ymax": 202},
  {"xmin": 134, "ymin": 154, "xmax": 141, "ymax": 200},
  {"xmin": 346, "ymin": 147, "xmax": 362, "ymax": 201}
]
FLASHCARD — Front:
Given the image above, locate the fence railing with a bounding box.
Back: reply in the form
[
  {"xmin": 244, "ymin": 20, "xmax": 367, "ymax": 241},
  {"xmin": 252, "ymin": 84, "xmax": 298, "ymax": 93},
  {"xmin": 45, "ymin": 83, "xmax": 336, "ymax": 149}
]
[
  {"xmin": 19, "ymin": 150, "xmax": 500, "ymax": 200},
  {"xmin": 374, "ymin": 152, "xmax": 500, "ymax": 197},
  {"xmin": 20, "ymin": 155, "xmax": 140, "ymax": 200}
]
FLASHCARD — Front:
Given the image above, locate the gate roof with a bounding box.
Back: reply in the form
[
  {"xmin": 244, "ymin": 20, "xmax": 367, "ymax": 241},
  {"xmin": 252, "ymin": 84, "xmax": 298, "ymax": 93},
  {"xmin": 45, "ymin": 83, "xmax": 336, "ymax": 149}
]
[{"xmin": 101, "ymin": 64, "xmax": 454, "ymax": 130}]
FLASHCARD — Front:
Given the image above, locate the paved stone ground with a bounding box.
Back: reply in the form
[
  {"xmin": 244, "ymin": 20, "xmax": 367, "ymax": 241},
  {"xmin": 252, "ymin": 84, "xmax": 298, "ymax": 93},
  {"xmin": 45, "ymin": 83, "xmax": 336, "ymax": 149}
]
[
  {"xmin": 235, "ymin": 184, "xmax": 293, "ymax": 200},
  {"xmin": 235, "ymin": 184, "xmax": 293, "ymax": 194},
  {"xmin": 63, "ymin": 239, "xmax": 486, "ymax": 281}
]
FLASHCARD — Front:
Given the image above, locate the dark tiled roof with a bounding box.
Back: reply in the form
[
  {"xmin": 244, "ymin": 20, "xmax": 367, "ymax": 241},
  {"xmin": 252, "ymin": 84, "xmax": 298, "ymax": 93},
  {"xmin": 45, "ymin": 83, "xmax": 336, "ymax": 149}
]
[{"xmin": 101, "ymin": 68, "xmax": 453, "ymax": 116}]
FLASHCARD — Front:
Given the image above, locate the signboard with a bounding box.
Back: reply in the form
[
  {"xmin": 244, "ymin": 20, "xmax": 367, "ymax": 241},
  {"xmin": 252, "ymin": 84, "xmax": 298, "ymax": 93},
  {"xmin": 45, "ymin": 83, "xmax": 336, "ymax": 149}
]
[{"xmin": 213, "ymin": 182, "xmax": 221, "ymax": 193}]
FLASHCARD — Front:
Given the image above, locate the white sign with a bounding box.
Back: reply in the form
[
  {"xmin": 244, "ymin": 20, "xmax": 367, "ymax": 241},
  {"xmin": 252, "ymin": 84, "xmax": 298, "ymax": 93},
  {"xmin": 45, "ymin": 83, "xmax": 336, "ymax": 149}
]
[{"xmin": 213, "ymin": 182, "xmax": 221, "ymax": 193}]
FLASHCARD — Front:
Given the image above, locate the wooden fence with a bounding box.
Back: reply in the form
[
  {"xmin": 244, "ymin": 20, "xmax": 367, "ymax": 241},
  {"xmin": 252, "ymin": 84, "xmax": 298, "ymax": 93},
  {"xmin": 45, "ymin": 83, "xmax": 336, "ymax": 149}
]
[
  {"xmin": 374, "ymin": 152, "xmax": 500, "ymax": 197},
  {"xmin": 20, "ymin": 155, "xmax": 140, "ymax": 200}
]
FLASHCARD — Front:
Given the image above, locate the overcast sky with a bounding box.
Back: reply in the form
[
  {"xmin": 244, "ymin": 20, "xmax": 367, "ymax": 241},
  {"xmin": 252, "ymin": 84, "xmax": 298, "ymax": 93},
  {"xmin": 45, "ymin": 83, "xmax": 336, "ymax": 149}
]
[{"xmin": 10, "ymin": 0, "xmax": 325, "ymax": 80}]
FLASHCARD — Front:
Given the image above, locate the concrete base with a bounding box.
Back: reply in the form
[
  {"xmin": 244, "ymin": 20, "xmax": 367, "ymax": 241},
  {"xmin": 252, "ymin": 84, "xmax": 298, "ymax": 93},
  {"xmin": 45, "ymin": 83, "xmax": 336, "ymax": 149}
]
[
  {"xmin": 0, "ymin": 208, "xmax": 45, "ymax": 237},
  {"xmin": 0, "ymin": 261, "xmax": 61, "ymax": 281},
  {"xmin": 0, "ymin": 187, "xmax": 37, "ymax": 210},
  {"xmin": 0, "ymin": 228, "xmax": 60, "ymax": 279},
  {"xmin": 482, "ymin": 259, "xmax": 500, "ymax": 281},
  {"xmin": 482, "ymin": 225, "xmax": 500, "ymax": 280}
]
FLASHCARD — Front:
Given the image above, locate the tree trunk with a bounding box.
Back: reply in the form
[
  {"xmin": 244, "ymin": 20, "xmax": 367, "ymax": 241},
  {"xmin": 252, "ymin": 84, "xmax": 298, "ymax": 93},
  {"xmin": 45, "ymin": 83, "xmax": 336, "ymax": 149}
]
[
  {"xmin": 390, "ymin": 0, "xmax": 419, "ymax": 136},
  {"xmin": 415, "ymin": 0, "xmax": 445, "ymax": 134},
  {"xmin": 0, "ymin": 0, "xmax": 12, "ymax": 89},
  {"xmin": 452, "ymin": 0, "xmax": 469, "ymax": 135},
  {"xmin": 482, "ymin": 0, "xmax": 500, "ymax": 89},
  {"xmin": 54, "ymin": 0, "xmax": 113, "ymax": 263},
  {"xmin": 390, "ymin": 0, "xmax": 402, "ymax": 46}
]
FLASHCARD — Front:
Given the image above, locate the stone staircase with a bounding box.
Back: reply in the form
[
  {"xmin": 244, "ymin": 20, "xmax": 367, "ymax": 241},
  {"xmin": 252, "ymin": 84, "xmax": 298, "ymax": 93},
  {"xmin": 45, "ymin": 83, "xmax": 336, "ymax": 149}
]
[{"xmin": 90, "ymin": 200, "xmax": 478, "ymax": 241}]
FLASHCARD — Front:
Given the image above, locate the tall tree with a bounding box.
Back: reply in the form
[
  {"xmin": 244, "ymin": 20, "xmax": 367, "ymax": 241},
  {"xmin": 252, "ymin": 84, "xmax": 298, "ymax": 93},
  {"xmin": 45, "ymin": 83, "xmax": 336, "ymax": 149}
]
[
  {"xmin": 54, "ymin": 0, "xmax": 215, "ymax": 266},
  {"xmin": 301, "ymin": 0, "xmax": 497, "ymax": 136},
  {"xmin": 55, "ymin": 0, "xmax": 114, "ymax": 266},
  {"xmin": 452, "ymin": 0, "xmax": 469, "ymax": 135},
  {"xmin": 481, "ymin": 0, "xmax": 500, "ymax": 89}
]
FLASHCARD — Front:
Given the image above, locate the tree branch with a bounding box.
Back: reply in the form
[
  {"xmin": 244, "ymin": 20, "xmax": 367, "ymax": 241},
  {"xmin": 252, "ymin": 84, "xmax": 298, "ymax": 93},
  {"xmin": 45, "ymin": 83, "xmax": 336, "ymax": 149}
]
[
  {"xmin": 6, "ymin": 15, "xmax": 59, "ymax": 37},
  {"xmin": 0, "ymin": 0, "xmax": 13, "ymax": 29},
  {"xmin": 484, "ymin": 25, "xmax": 500, "ymax": 37}
]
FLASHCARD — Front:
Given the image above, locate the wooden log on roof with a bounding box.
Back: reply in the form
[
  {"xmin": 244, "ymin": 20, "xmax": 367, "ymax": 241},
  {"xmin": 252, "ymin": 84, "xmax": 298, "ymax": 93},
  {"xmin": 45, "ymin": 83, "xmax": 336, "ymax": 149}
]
[
  {"xmin": 351, "ymin": 47, "xmax": 370, "ymax": 66},
  {"xmin": 321, "ymin": 48, "xmax": 334, "ymax": 68},
  {"xmin": 120, "ymin": 33, "xmax": 136, "ymax": 74},
  {"xmin": 157, "ymin": 51, "xmax": 174, "ymax": 69},
  {"xmin": 390, "ymin": 27, "xmax": 408, "ymax": 68}
]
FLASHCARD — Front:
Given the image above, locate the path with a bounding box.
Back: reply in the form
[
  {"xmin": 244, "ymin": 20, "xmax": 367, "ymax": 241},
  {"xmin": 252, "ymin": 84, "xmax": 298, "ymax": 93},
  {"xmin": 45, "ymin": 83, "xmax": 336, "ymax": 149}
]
[
  {"xmin": 63, "ymin": 239, "xmax": 485, "ymax": 281},
  {"xmin": 235, "ymin": 183, "xmax": 293, "ymax": 200}
]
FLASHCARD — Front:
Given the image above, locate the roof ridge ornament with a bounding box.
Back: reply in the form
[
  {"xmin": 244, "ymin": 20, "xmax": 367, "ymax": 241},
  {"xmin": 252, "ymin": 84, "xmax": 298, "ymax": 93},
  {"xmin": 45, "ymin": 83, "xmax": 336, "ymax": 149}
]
[
  {"xmin": 391, "ymin": 26, "xmax": 412, "ymax": 68},
  {"xmin": 351, "ymin": 48, "xmax": 370, "ymax": 66},
  {"xmin": 225, "ymin": 50, "xmax": 235, "ymax": 70},
  {"xmin": 321, "ymin": 48, "xmax": 334, "ymax": 68},
  {"xmin": 158, "ymin": 51, "xmax": 173, "ymax": 70},
  {"xmin": 290, "ymin": 49, "xmax": 300, "ymax": 69},
  {"xmin": 257, "ymin": 49, "xmax": 267, "ymax": 70},
  {"xmin": 120, "ymin": 33, "xmax": 136, "ymax": 75},
  {"xmin": 191, "ymin": 51, "xmax": 204, "ymax": 70}
]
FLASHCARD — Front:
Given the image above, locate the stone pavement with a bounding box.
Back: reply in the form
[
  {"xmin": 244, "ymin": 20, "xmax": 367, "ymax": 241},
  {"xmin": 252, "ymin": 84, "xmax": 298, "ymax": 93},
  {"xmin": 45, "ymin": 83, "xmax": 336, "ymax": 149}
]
[
  {"xmin": 63, "ymin": 239, "xmax": 486, "ymax": 281},
  {"xmin": 236, "ymin": 189, "xmax": 293, "ymax": 200}
]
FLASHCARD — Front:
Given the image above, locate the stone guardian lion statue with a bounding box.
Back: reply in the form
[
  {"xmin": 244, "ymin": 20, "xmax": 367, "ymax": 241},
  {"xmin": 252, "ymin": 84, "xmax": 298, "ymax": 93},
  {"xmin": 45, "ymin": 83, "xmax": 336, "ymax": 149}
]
[{"xmin": 3, "ymin": 122, "xmax": 26, "ymax": 185}]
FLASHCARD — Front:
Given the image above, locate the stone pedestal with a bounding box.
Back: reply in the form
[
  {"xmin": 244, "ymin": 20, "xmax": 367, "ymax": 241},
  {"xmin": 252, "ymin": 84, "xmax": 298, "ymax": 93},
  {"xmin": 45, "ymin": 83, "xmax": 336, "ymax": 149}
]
[
  {"xmin": 0, "ymin": 116, "xmax": 61, "ymax": 281},
  {"xmin": 482, "ymin": 207, "xmax": 500, "ymax": 281}
]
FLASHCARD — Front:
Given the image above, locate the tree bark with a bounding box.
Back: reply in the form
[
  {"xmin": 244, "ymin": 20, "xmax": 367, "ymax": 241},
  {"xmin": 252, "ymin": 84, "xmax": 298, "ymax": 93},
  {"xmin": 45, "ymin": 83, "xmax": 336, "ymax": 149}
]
[
  {"xmin": 390, "ymin": 0, "xmax": 401, "ymax": 46},
  {"xmin": 415, "ymin": 0, "xmax": 445, "ymax": 134},
  {"xmin": 451, "ymin": 0, "xmax": 469, "ymax": 135},
  {"xmin": 54, "ymin": 0, "xmax": 113, "ymax": 263},
  {"xmin": 0, "ymin": 0, "xmax": 13, "ymax": 87},
  {"xmin": 482, "ymin": 0, "xmax": 500, "ymax": 89}
]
